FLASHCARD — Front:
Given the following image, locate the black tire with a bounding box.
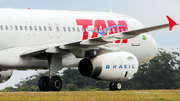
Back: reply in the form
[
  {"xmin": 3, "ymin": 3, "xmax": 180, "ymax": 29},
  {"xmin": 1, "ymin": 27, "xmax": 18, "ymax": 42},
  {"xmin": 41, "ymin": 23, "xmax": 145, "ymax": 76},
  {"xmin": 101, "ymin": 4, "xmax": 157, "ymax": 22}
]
[
  {"xmin": 109, "ymin": 82, "xmax": 115, "ymax": 91},
  {"xmin": 38, "ymin": 76, "xmax": 50, "ymax": 91},
  {"xmin": 49, "ymin": 76, "xmax": 62, "ymax": 91},
  {"xmin": 114, "ymin": 81, "xmax": 122, "ymax": 90}
]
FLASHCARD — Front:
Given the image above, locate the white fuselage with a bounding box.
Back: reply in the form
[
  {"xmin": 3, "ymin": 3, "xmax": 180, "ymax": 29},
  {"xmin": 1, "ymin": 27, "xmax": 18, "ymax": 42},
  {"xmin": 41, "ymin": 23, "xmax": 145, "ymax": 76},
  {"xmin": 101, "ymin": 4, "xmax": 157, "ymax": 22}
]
[{"xmin": 0, "ymin": 8, "xmax": 157, "ymax": 70}]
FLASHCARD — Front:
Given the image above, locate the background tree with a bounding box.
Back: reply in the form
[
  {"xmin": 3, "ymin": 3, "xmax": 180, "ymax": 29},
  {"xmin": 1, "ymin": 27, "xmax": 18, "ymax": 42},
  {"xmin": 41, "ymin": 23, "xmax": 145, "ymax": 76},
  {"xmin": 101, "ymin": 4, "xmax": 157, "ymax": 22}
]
[
  {"xmin": 66, "ymin": 84, "xmax": 78, "ymax": 91},
  {"xmin": 123, "ymin": 49, "xmax": 180, "ymax": 90}
]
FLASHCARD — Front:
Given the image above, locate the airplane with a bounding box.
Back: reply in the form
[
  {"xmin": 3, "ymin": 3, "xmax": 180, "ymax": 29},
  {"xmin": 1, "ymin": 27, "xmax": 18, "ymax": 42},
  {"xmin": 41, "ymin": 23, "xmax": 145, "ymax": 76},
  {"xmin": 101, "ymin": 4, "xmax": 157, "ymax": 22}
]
[{"xmin": 0, "ymin": 8, "xmax": 178, "ymax": 91}]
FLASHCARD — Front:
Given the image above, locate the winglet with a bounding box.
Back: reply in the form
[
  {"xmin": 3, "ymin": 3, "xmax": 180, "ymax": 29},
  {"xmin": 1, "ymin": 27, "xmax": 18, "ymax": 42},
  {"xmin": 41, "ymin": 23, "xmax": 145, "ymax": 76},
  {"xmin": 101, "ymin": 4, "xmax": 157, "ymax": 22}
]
[{"xmin": 166, "ymin": 15, "xmax": 178, "ymax": 31}]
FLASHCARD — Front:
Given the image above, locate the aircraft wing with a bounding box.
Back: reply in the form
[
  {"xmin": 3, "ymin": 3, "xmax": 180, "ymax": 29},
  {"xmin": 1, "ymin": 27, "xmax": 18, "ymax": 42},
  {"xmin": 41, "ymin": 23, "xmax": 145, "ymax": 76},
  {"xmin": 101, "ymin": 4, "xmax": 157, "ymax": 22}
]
[
  {"xmin": 78, "ymin": 16, "xmax": 178, "ymax": 45},
  {"xmin": 21, "ymin": 16, "xmax": 178, "ymax": 57}
]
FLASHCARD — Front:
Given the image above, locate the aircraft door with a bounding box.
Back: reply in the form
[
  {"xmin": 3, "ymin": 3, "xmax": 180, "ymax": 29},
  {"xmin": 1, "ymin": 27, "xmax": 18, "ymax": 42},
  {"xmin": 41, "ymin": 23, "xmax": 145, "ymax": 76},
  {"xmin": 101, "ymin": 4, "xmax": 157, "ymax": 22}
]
[
  {"xmin": 131, "ymin": 35, "xmax": 140, "ymax": 46},
  {"xmin": 48, "ymin": 24, "xmax": 54, "ymax": 38},
  {"xmin": 125, "ymin": 18, "xmax": 140, "ymax": 46},
  {"xmin": 55, "ymin": 24, "xmax": 61, "ymax": 38}
]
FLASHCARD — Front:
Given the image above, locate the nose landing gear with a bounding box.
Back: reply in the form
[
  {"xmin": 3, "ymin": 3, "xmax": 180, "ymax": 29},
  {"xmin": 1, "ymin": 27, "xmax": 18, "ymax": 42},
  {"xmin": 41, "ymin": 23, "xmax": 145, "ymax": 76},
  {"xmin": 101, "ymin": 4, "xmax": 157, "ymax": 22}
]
[{"xmin": 109, "ymin": 81, "xmax": 122, "ymax": 91}]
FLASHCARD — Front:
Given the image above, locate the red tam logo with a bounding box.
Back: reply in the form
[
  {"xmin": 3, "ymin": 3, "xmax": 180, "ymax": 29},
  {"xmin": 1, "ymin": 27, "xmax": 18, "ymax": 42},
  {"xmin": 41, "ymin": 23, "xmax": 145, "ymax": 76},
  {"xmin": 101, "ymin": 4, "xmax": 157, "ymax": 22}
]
[{"xmin": 76, "ymin": 19, "xmax": 128, "ymax": 43}]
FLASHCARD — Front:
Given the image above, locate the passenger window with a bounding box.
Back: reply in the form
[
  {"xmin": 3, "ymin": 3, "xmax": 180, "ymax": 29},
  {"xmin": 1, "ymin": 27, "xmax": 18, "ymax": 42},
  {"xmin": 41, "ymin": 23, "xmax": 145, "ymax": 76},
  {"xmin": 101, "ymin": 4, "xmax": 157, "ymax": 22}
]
[
  {"xmin": 90, "ymin": 27, "xmax": 93, "ymax": 32},
  {"xmin": 15, "ymin": 26, "xmax": 18, "ymax": 30},
  {"xmin": 112, "ymin": 29, "xmax": 115, "ymax": 33},
  {"xmin": 25, "ymin": 26, "xmax": 27, "ymax": 31},
  {"xmin": 121, "ymin": 28, "xmax": 124, "ymax": 32},
  {"xmin": 109, "ymin": 28, "xmax": 111, "ymax": 33},
  {"xmin": 29, "ymin": 26, "xmax": 32, "ymax": 31},
  {"xmin": 20, "ymin": 26, "xmax": 23, "ymax": 30},
  {"xmin": 72, "ymin": 27, "xmax": 75, "ymax": 32},
  {"xmin": 99, "ymin": 28, "xmax": 102, "ymax": 32},
  {"xmin": 86, "ymin": 28, "xmax": 88, "ymax": 32},
  {"xmin": 56, "ymin": 27, "xmax": 59, "ymax": 31},
  {"xmin": 95, "ymin": 28, "xmax": 97, "ymax": 32},
  {"xmin": 117, "ymin": 28, "xmax": 119, "ymax": 33},
  {"xmin": 103, "ymin": 28, "xmax": 106, "ymax": 32},
  {"xmin": 39, "ymin": 26, "xmax": 41, "ymax": 31},
  {"xmin": 68, "ymin": 27, "xmax": 71, "ymax": 32},
  {"xmin": 10, "ymin": 25, "xmax": 13, "ymax": 30},
  {"xmin": 82, "ymin": 27, "xmax": 84, "ymax": 32},
  {"xmin": 34, "ymin": 26, "xmax": 37, "ymax": 31},
  {"xmin": 49, "ymin": 26, "xmax": 52, "ymax": 31},
  {"xmin": 77, "ymin": 27, "xmax": 79, "ymax": 32},
  {"xmin": 5, "ymin": 25, "xmax": 8, "ymax": 30},
  {"xmin": 63, "ymin": 27, "xmax": 66, "ymax": 32},
  {"xmin": 44, "ymin": 26, "xmax": 46, "ymax": 31},
  {"xmin": 0, "ymin": 25, "xmax": 3, "ymax": 30}
]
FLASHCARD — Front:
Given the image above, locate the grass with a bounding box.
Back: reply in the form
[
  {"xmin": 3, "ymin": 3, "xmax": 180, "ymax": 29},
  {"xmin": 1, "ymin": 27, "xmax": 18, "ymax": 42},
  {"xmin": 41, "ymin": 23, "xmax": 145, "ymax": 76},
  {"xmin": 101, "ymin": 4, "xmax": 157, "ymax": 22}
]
[{"xmin": 0, "ymin": 90, "xmax": 180, "ymax": 101}]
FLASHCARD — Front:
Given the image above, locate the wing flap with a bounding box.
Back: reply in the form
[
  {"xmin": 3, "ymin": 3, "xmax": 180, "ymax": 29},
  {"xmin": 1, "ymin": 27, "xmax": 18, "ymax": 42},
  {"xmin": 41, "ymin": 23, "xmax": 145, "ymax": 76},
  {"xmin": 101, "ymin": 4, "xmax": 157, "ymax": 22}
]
[{"xmin": 20, "ymin": 48, "xmax": 47, "ymax": 57}]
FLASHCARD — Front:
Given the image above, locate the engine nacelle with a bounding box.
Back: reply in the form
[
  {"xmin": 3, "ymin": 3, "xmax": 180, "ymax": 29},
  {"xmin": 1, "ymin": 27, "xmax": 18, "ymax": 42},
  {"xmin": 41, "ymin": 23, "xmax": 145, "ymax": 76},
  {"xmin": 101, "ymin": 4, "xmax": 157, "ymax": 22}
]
[
  {"xmin": 78, "ymin": 52, "xmax": 139, "ymax": 81},
  {"xmin": 0, "ymin": 70, "xmax": 13, "ymax": 83}
]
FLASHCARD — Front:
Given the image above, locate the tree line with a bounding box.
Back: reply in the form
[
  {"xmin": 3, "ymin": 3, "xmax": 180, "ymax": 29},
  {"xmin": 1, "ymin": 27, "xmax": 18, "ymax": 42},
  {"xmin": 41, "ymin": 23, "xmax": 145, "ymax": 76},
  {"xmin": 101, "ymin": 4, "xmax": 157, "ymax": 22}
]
[{"xmin": 1, "ymin": 49, "xmax": 180, "ymax": 92}]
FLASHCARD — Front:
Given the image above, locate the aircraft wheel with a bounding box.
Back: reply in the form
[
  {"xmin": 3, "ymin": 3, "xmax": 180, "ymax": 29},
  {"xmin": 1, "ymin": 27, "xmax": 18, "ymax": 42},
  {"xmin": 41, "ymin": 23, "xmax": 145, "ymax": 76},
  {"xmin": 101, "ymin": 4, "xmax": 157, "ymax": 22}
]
[
  {"xmin": 109, "ymin": 82, "xmax": 115, "ymax": 91},
  {"xmin": 38, "ymin": 76, "xmax": 50, "ymax": 91},
  {"xmin": 114, "ymin": 81, "xmax": 122, "ymax": 90},
  {"xmin": 49, "ymin": 76, "xmax": 62, "ymax": 91}
]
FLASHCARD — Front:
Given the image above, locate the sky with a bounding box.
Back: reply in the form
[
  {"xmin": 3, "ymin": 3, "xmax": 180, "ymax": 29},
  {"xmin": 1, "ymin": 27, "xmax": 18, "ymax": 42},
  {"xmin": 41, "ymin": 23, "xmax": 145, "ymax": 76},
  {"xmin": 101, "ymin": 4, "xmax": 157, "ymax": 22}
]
[{"xmin": 0, "ymin": 0, "xmax": 180, "ymax": 89}]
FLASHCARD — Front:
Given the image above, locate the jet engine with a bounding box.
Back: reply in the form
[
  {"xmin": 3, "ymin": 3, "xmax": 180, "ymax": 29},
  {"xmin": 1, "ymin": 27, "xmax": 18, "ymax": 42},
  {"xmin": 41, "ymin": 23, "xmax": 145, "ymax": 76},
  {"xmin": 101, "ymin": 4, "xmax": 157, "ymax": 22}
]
[
  {"xmin": 0, "ymin": 70, "xmax": 13, "ymax": 83},
  {"xmin": 78, "ymin": 52, "xmax": 139, "ymax": 81}
]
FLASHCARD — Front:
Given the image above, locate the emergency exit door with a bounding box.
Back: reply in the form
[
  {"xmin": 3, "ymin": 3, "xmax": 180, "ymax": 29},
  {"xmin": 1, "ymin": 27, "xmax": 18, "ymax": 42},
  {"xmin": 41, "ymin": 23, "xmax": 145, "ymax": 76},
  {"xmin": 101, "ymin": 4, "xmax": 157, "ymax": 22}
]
[{"xmin": 125, "ymin": 17, "xmax": 140, "ymax": 46}]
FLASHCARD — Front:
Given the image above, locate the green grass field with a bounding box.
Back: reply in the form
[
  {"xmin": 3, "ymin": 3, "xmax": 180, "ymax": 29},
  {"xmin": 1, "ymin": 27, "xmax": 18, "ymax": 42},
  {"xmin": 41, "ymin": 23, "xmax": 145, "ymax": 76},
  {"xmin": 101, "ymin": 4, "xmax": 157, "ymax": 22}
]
[{"xmin": 0, "ymin": 90, "xmax": 179, "ymax": 101}]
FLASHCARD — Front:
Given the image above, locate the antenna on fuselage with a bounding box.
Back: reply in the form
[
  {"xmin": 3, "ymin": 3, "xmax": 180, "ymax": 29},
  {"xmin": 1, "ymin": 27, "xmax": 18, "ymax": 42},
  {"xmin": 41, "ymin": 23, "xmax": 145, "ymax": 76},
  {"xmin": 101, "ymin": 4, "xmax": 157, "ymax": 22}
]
[{"xmin": 109, "ymin": 7, "xmax": 112, "ymax": 13}]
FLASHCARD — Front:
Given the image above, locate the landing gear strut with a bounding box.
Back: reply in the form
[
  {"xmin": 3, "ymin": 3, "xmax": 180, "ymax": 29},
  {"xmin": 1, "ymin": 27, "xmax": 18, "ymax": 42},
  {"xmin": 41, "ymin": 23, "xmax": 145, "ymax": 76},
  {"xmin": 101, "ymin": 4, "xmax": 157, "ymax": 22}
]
[
  {"xmin": 38, "ymin": 54, "xmax": 63, "ymax": 91},
  {"xmin": 109, "ymin": 81, "xmax": 122, "ymax": 91},
  {"xmin": 38, "ymin": 76, "xmax": 62, "ymax": 91}
]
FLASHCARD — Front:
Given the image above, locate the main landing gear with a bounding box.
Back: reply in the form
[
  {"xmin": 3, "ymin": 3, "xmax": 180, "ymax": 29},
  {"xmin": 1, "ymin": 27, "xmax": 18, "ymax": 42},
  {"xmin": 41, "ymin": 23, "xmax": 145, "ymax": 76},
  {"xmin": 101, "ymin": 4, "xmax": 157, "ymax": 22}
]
[
  {"xmin": 38, "ymin": 54, "xmax": 63, "ymax": 91},
  {"xmin": 109, "ymin": 81, "xmax": 122, "ymax": 91},
  {"xmin": 38, "ymin": 76, "xmax": 62, "ymax": 91}
]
